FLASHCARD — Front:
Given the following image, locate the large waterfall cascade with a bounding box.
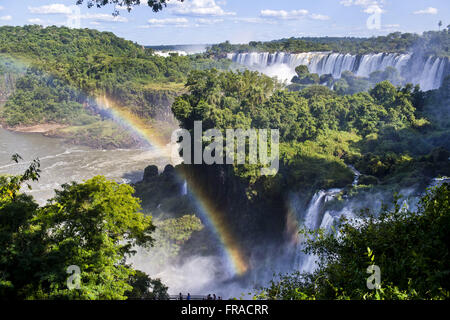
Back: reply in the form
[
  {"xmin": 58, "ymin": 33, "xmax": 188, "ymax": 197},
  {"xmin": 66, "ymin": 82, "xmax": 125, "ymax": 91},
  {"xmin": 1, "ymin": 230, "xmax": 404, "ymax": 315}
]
[
  {"xmin": 228, "ymin": 52, "xmax": 448, "ymax": 91},
  {"xmin": 296, "ymin": 187, "xmax": 347, "ymax": 272},
  {"xmin": 292, "ymin": 165, "xmax": 362, "ymax": 273}
]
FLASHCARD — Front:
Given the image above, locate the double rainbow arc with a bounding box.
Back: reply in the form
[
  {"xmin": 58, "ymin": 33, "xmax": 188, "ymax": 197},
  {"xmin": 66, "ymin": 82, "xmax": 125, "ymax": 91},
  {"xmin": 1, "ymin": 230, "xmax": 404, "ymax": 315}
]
[{"xmin": 95, "ymin": 95, "xmax": 249, "ymax": 275}]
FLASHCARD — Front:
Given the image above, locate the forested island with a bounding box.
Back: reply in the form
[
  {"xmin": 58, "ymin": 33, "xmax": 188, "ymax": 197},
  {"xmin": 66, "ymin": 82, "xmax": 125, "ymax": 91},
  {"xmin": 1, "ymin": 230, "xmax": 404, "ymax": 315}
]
[{"xmin": 0, "ymin": 23, "xmax": 449, "ymax": 300}]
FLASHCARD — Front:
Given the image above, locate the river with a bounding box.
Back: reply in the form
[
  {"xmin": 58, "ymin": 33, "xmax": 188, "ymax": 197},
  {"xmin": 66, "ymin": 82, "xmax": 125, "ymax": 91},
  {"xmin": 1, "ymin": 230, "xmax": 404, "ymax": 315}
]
[{"xmin": 0, "ymin": 127, "xmax": 170, "ymax": 205}]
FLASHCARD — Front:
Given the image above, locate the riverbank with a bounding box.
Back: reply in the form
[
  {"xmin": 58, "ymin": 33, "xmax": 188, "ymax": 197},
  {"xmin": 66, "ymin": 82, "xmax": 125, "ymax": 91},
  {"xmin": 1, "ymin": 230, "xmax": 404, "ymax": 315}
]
[
  {"xmin": 1, "ymin": 121, "xmax": 139, "ymax": 149},
  {"xmin": 0, "ymin": 126, "xmax": 172, "ymax": 205},
  {"xmin": 45, "ymin": 121, "xmax": 144, "ymax": 150},
  {"xmin": 1, "ymin": 123, "xmax": 67, "ymax": 133},
  {"xmin": 0, "ymin": 119, "xmax": 176, "ymax": 150}
]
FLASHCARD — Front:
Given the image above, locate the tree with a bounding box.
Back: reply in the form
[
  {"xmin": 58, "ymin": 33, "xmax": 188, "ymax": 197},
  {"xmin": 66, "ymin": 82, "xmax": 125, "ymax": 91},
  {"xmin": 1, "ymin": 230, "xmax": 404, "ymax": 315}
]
[
  {"xmin": 36, "ymin": 176, "xmax": 155, "ymax": 299},
  {"xmin": 369, "ymin": 80, "xmax": 397, "ymax": 106},
  {"xmin": 291, "ymin": 65, "xmax": 319, "ymax": 86},
  {"xmin": 75, "ymin": 0, "xmax": 184, "ymax": 14},
  {"xmin": 295, "ymin": 65, "xmax": 309, "ymax": 77},
  {"xmin": 438, "ymin": 20, "xmax": 442, "ymax": 31},
  {"xmin": 126, "ymin": 270, "xmax": 169, "ymax": 300},
  {"xmin": 0, "ymin": 155, "xmax": 156, "ymax": 300},
  {"xmin": 0, "ymin": 155, "xmax": 42, "ymax": 298}
]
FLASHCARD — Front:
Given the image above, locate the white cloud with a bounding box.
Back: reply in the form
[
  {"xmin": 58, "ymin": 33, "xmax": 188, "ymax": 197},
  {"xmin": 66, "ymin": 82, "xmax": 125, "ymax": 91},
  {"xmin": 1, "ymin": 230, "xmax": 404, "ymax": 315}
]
[
  {"xmin": 383, "ymin": 24, "xmax": 400, "ymax": 28},
  {"xmin": 364, "ymin": 5, "xmax": 384, "ymax": 14},
  {"xmin": 148, "ymin": 17, "xmax": 189, "ymax": 24},
  {"xmin": 260, "ymin": 10, "xmax": 329, "ymax": 21},
  {"xmin": 28, "ymin": 4, "xmax": 127, "ymax": 24},
  {"xmin": 340, "ymin": 0, "xmax": 379, "ymax": 7},
  {"xmin": 79, "ymin": 13, "xmax": 128, "ymax": 23},
  {"xmin": 146, "ymin": 17, "xmax": 189, "ymax": 27},
  {"xmin": 28, "ymin": 18, "xmax": 44, "ymax": 24},
  {"xmin": 234, "ymin": 17, "xmax": 265, "ymax": 24},
  {"xmin": 171, "ymin": 0, "xmax": 235, "ymax": 17},
  {"xmin": 114, "ymin": 5, "xmax": 132, "ymax": 11},
  {"xmin": 28, "ymin": 4, "xmax": 74, "ymax": 15},
  {"xmin": 0, "ymin": 15, "xmax": 12, "ymax": 21},
  {"xmin": 340, "ymin": 0, "xmax": 385, "ymax": 14},
  {"xmin": 413, "ymin": 7, "xmax": 438, "ymax": 15},
  {"xmin": 260, "ymin": 9, "xmax": 309, "ymax": 20},
  {"xmin": 310, "ymin": 14, "xmax": 330, "ymax": 21},
  {"xmin": 0, "ymin": 6, "xmax": 4, "ymax": 11},
  {"xmin": 232, "ymin": 17, "xmax": 279, "ymax": 26},
  {"xmin": 195, "ymin": 18, "xmax": 224, "ymax": 24}
]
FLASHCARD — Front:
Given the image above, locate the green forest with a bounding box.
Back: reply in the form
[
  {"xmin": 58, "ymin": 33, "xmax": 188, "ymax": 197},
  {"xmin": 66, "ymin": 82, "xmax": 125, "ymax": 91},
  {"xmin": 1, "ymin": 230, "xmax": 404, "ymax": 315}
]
[
  {"xmin": 0, "ymin": 23, "xmax": 449, "ymax": 300},
  {"xmin": 172, "ymin": 69, "xmax": 450, "ymax": 193},
  {"xmin": 208, "ymin": 29, "xmax": 450, "ymax": 57}
]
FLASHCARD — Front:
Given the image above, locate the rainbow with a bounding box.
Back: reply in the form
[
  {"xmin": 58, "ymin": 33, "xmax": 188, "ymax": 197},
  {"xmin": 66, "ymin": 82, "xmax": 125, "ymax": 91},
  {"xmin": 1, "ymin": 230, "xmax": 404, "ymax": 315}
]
[
  {"xmin": 0, "ymin": 51, "xmax": 249, "ymax": 275},
  {"xmin": 95, "ymin": 95, "xmax": 249, "ymax": 275}
]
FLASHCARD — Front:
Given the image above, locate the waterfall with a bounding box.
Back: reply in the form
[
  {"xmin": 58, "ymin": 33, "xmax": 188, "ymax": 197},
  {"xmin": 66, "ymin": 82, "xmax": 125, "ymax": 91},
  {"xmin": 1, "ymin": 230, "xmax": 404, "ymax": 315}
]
[
  {"xmin": 303, "ymin": 191, "xmax": 327, "ymax": 230},
  {"xmin": 348, "ymin": 165, "xmax": 361, "ymax": 187},
  {"xmin": 296, "ymin": 188, "xmax": 344, "ymax": 273},
  {"xmin": 415, "ymin": 56, "xmax": 447, "ymax": 91},
  {"xmin": 288, "ymin": 169, "xmax": 450, "ymax": 275},
  {"xmin": 228, "ymin": 52, "xmax": 448, "ymax": 90},
  {"xmin": 302, "ymin": 188, "xmax": 343, "ymax": 232},
  {"xmin": 291, "ymin": 165, "xmax": 363, "ymax": 273}
]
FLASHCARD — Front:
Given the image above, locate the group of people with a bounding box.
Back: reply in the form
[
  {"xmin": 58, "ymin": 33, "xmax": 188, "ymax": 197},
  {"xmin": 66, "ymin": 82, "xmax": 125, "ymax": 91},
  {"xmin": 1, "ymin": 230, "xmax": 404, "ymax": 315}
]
[
  {"xmin": 178, "ymin": 293, "xmax": 190, "ymax": 300},
  {"xmin": 177, "ymin": 293, "xmax": 222, "ymax": 300}
]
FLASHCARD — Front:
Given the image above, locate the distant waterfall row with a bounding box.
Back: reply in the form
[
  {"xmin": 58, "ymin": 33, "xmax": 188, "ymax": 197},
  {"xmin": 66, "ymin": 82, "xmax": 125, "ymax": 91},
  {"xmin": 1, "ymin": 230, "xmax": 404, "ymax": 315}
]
[{"xmin": 228, "ymin": 52, "xmax": 448, "ymax": 91}]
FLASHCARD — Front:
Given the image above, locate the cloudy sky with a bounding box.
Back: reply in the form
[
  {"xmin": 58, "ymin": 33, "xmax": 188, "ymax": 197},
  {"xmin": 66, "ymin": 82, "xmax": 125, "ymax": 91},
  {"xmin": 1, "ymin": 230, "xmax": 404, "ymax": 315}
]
[{"xmin": 0, "ymin": 0, "xmax": 448, "ymax": 45}]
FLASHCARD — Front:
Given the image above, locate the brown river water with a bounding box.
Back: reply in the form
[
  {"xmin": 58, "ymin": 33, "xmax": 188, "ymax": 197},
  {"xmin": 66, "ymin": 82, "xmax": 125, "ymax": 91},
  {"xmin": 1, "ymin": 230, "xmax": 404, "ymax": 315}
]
[{"xmin": 0, "ymin": 127, "xmax": 170, "ymax": 205}]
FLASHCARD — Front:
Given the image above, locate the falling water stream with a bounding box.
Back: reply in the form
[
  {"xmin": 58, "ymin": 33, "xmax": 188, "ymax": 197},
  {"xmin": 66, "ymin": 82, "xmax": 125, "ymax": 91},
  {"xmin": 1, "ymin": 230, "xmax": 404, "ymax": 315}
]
[{"xmin": 228, "ymin": 52, "xmax": 447, "ymax": 90}]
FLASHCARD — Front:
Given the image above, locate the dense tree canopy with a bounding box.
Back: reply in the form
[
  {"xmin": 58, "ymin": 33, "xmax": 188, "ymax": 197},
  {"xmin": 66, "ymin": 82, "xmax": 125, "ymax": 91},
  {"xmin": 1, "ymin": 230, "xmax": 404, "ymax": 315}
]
[
  {"xmin": 172, "ymin": 68, "xmax": 449, "ymax": 197},
  {"xmin": 1, "ymin": 69, "xmax": 85, "ymax": 126}
]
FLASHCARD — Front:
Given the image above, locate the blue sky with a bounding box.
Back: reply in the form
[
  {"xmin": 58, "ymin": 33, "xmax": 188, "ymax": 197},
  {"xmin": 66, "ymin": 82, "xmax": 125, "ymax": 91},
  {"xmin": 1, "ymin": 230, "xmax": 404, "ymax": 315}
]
[{"xmin": 0, "ymin": 0, "xmax": 448, "ymax": 45}]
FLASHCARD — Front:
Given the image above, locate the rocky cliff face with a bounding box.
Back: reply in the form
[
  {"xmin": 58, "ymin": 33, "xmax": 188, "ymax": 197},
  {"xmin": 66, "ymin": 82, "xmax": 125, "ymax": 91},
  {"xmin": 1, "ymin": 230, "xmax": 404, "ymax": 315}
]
[
  {"xmin": 135, "ymin": 162, "xmax": 289, "ymax": 256},
  {"xmin": 106, "ymin": 85, "xmax": 185, "ymax": 123}
]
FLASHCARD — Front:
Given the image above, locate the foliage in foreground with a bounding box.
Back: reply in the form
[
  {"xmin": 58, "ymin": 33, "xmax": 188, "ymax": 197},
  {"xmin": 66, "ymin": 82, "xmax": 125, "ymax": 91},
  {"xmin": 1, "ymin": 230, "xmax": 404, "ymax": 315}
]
[
  {"xmin": 256, "ymin": 183, "xmax": 450, "ymax": 300},
  {"xmin": 0, "ymin": 155, "xmax": 162, "ymax": 300}
]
